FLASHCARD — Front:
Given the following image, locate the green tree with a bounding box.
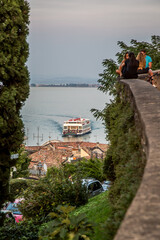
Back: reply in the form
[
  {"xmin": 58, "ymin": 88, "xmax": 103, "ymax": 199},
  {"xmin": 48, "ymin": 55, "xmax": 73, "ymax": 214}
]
[
  {"xmin": 0, "ymin": 0, "xmax": 30, "ymax": 210},
  {"xmin": 63, "ymin": 158, "xmax": 105, "ymax": 182},
  {"xmin": 96, "ymin": 35, "xmax": 160, "ymax": 98}
]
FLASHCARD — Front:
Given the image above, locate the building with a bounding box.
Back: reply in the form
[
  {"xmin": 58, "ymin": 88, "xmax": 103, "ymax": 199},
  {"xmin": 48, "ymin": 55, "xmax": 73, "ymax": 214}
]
[{"xmin": 25, "ymin": 141, "xmax": 108, "ymax": 176}]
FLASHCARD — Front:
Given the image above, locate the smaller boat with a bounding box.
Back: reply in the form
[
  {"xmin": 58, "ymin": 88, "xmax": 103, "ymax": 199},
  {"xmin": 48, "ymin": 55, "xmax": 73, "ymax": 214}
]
[{"xmin": 62, "ymin": 118, "xmax": 91, "ymax": 137}]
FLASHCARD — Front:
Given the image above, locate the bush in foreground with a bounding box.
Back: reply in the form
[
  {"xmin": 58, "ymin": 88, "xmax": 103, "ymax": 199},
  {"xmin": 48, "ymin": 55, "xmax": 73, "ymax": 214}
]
[
  {"xmin": 39, "ymin": 205, "xmax": 94, "ymax": 240},
  {"xmin": 19, "ymin": 168, "xmax": 88, "ymax": 220},
  {"xmin": 0, "ymin": 220, "xmax": 39, "ymax": 240}
]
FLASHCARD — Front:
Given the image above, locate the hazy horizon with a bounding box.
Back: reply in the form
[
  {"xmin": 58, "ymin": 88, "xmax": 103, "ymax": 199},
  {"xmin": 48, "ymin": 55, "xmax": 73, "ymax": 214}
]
[
  {"xmin": 26, "ymin": 0, "xmax": 160, "ymax": 84},
  {"xmin": 30, "ymin": 75, "xmax": 98, "ymax": 85}
]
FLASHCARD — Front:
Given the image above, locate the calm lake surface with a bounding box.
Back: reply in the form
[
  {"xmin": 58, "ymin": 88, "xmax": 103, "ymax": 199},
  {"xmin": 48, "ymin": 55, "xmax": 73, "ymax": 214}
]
[{"xmin": 21, "ymin": 87, "xmax": 112, "ymax": 146}]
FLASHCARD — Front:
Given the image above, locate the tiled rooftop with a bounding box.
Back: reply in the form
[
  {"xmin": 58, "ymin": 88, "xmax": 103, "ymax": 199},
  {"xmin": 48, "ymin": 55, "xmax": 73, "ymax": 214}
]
[{"xmin": 26, "ymin": 141, "xmax": 108, "ymax": 171}]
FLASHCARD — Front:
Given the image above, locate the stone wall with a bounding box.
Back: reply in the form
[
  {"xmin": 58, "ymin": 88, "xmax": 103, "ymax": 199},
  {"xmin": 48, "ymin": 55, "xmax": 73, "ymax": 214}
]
[
  {"xmin": 137, "ymin": 70, "xmax": 160, "ymax": 90},
  {"xmin": 114, "ymin": 74, "xmax": 160, "ymax": 240}
]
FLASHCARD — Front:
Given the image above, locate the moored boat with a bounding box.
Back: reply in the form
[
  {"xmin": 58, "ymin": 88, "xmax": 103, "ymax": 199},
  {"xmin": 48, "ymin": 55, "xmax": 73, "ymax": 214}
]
[{"xmin": 62, "ymin": 118, "xmax": 91, "ymax": 137}]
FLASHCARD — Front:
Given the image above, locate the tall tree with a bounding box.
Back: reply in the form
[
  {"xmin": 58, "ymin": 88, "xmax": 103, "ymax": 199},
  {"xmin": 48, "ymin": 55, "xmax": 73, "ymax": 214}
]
[{"xmin": 0, "ymin": 0, "xmax": 30, "ymax": 209}]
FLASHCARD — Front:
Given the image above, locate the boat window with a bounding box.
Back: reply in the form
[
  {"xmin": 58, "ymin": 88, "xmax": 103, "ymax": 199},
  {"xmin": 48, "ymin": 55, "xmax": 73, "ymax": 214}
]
[{"xmin": 71, "ymin": 126, "xmax": 77, "ymax": 129}]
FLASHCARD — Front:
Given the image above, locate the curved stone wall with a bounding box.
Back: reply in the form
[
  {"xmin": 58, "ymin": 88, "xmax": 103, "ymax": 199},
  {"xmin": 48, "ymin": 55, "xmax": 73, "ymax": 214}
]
[{"xmin": 114, "ymin": 78, "xmax": 160, "ymax": 240}]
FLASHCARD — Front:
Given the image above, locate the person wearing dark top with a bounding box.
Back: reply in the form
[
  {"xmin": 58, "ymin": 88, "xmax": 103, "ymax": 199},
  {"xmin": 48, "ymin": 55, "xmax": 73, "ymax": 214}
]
[{"xmin": 122, "ymin": 52, "xmax": 139, "ymax": 79}]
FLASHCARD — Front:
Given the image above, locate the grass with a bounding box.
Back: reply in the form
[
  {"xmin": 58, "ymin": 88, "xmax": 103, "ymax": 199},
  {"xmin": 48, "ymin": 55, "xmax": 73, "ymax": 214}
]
[{"xmin": 73, "ymin": 191, "xmax": 111, "ymax": 240}]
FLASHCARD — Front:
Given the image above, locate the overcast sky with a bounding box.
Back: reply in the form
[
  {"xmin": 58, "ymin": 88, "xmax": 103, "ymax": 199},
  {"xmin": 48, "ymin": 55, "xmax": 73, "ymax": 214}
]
[{"xmin": 26, "ymin": 0, "xmax": 160, "ymax": 83}]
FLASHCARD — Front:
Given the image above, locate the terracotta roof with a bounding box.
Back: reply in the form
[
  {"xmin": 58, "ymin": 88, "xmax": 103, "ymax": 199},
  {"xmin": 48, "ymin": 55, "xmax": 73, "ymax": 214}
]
[{"xmin": 26, "ymin": 141, "xmax": 108, "ymax": 170}]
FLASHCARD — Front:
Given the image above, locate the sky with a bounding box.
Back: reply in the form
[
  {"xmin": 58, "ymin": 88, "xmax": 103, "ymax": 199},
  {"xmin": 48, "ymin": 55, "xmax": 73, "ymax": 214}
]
[{"xmin": 26, "ymin": 0, "xmax": 160, "ymax": 84}]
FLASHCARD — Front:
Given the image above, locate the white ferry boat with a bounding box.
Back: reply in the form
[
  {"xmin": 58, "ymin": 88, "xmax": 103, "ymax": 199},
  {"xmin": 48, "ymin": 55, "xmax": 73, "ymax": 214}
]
[{"xmin": 62, "ymin": 118, "xmax": 91, "ymax": 137}]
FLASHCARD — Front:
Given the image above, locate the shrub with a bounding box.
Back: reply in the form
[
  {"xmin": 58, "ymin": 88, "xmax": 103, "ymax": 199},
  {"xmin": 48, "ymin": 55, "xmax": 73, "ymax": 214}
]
[
  {"xmin": 19, "ymin": 169, "xmax": 88, "ymax": 220},
  {"xmin": 62, "ymin": 158, "xmax": 105, "ymax": 182},
  {"xmin": 9, "ymin": 178, "xmax": 29, "ymax": 198},
  {"xmin": 38, "ymin": 205, "xmax": 94, "ymax": 240},
  {"xmin": 0, "ymin": 220, "xmax": 39, "ymax": 240},
  {"xmin": 51, "ymin": 174, "xmax": 88, "ymax": 208}
]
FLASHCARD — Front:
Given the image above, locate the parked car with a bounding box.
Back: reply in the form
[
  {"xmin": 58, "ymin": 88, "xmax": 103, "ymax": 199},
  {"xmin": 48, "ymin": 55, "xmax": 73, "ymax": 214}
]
[
  {"xmin": 82, "ymin": 179, "xmax": 104, "ymax": 198},
  {"xmin": 102, "ymin": 180, "xmax": 111, "ymax": 191},
  {"xmin": 6, "ymin": 199, "xmax": 23, "ymax": 223},
  {"xmin": 0, "ymin": 210, "xmax": 16, "ymax": 223}
]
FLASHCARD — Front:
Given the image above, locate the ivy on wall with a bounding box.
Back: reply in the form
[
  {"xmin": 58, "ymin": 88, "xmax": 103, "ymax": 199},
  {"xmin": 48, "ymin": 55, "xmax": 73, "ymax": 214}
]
[{"xmin": 101, "ymin": 85, "xmax": 146, "ymax": 239}]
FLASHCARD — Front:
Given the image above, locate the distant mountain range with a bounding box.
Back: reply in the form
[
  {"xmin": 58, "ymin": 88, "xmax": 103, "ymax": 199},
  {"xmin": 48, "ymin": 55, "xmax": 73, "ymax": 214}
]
[{"xmin": 30, "ymin": 75, "xmax": 98, "ymax": 85}]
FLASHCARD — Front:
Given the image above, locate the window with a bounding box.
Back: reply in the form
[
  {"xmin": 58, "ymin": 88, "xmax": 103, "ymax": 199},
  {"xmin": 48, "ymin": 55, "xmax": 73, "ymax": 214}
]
[
  {"xmin": 88, "ymin": 181, "xmax": 102, "ymax": 192},
  {"xmin": 71, "ymin": 126, "xmax": 77, "ymax": 130},
  {"xmin": 93, "ymin": 182, "xmax": 102, "ymax": 191}
]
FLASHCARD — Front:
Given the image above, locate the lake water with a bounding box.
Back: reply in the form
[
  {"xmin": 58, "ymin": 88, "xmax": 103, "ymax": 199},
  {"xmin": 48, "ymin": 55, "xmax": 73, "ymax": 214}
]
[{"xmin": 21, "ymin": 87, "xmax": 112, "ymax": 146}]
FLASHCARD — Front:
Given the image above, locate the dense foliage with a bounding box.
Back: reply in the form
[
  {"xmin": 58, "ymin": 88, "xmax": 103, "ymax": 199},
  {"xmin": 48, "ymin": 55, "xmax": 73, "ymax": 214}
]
[
  {"xmin": 39, "ymin": 205, "xmax": 94, "ymax": 240},
  {"xmin": 19, "ymin": 168, "xmax": 88, "ymax": 220},
  {"xmin": 101, "ymin": 88, "xmax": 146, "ymax": 239},
  {"xmin": 0, "ymin": 0, "xmax": 30, "ymax": 209},
  {"xmin": 0, "ymin": 219, "xmax": 39, "ymax": 240},
  {"xmin": 9, "ymin": 178, "xmax": 33, "ymax": 199},
  {"xmin": 47, "ymin": 158, "xmax": 105, "ymax": 182},
  {"xmin": 1, "ymin": 159, "xmax": 106, "ymax": 238}
]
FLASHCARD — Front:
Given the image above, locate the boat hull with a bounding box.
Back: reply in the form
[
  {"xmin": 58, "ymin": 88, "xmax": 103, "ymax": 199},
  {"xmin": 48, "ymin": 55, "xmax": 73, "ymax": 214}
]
[{"xmin": 62, "ymin": 130, "xmax": 91, "ymax": 137}]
